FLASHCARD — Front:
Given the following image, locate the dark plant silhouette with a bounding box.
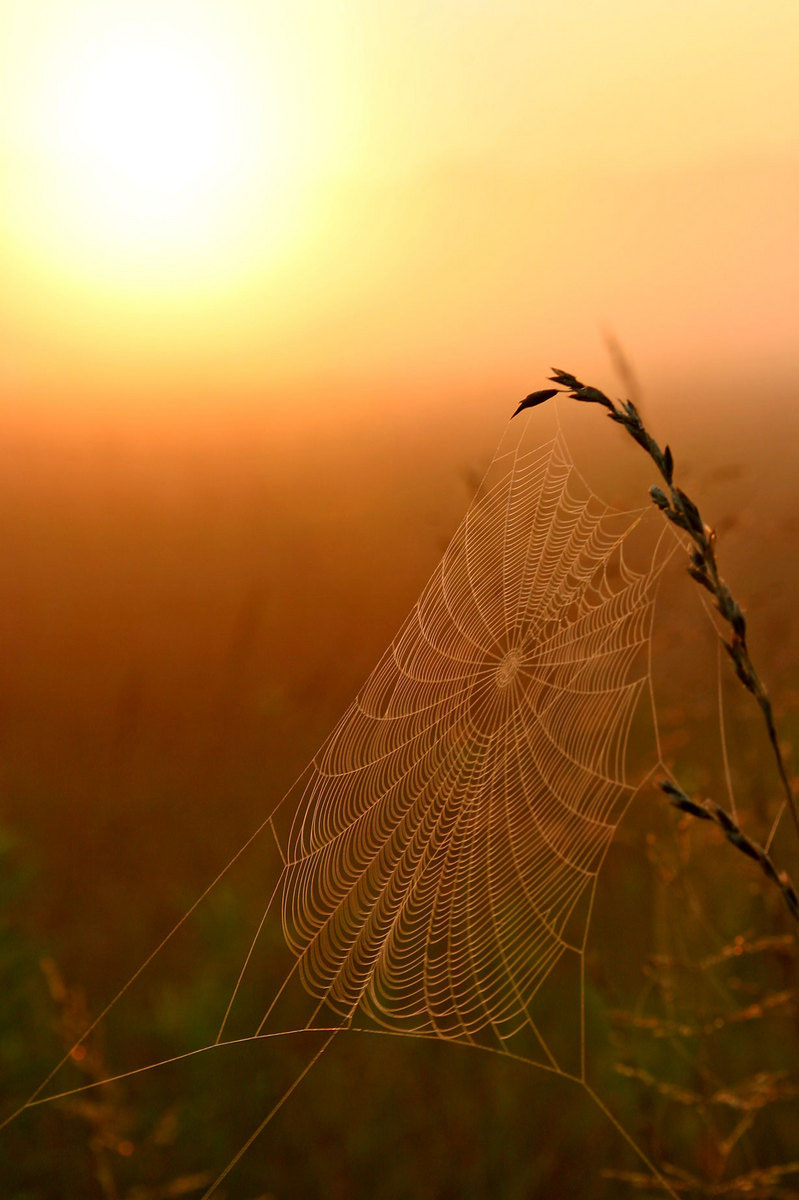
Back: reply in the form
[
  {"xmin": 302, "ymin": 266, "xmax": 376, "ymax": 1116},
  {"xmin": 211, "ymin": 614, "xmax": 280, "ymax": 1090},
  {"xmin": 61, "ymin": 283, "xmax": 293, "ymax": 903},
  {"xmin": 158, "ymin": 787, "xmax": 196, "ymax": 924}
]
[{"xmin": 514, "ymin": 370, "xmax": 799, "ymax": 919}]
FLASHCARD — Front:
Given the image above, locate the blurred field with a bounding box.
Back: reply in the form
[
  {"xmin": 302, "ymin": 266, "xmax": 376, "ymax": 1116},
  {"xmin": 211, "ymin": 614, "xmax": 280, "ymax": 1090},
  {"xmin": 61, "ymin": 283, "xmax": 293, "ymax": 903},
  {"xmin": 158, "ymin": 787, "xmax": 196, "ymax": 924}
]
[{"xmin": 2, "ymin": 380, "xmax": 799, "ymax": 1197}]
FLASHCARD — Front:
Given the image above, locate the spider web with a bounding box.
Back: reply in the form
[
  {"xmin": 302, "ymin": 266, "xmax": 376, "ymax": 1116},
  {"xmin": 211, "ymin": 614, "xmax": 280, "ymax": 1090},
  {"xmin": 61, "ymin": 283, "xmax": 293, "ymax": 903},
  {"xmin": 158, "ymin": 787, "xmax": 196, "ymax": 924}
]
[
  {"xmin": 6, "ymin": 410, "xmax": 681, "ymax": 1198},
  {"xmin": 278, "ymin": 429, "xmax": 652, "ymax": 1056}
]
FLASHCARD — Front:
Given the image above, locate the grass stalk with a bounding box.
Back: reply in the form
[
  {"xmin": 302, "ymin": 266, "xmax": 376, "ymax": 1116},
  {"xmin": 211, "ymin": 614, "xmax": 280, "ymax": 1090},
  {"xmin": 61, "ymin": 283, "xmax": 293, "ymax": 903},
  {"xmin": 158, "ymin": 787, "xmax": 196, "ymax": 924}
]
[{"xmin": 513, "ymin": 371, "xmax": 799, "ymax": 913}]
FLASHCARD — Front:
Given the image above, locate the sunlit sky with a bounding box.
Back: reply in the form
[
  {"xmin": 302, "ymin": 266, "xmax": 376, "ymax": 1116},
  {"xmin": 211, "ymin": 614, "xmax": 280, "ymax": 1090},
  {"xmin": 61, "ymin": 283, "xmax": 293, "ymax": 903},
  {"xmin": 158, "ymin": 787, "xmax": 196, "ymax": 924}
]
[{"xmin": 1, "ymin": 0, "xmax": 797, "ymax": 422}]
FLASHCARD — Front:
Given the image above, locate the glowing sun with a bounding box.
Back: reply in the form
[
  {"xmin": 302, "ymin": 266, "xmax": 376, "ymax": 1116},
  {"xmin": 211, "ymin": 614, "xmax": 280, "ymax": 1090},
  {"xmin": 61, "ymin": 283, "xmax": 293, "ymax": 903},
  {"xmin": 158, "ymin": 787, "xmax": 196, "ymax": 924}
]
[
  {"xmin": 44, "ymin": 21, "xmax": 274, "ymax": 257},
  {"xmin": 62, "ymin": 36, "xmax": 245, "ymax": 217},
  {"xmin": 7, "ymin": 3, "xmax": 333, "ymax": 279}
]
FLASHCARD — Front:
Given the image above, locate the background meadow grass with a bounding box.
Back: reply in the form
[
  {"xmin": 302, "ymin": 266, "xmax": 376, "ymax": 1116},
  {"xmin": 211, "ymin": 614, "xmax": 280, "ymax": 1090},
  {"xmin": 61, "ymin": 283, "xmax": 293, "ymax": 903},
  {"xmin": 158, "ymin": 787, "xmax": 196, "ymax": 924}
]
[{"xmin": 1, "ymin": 385, "xmax": 798, "ymax": 1198}]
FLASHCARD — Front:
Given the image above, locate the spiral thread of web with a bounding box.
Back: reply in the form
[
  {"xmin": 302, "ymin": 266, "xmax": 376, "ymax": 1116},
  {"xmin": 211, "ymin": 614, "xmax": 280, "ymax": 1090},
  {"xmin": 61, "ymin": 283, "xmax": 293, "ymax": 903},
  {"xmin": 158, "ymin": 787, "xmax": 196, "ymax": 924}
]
[{"xmin": 281, "ymin": 432, "xmax": 654, "ymax": 1049}]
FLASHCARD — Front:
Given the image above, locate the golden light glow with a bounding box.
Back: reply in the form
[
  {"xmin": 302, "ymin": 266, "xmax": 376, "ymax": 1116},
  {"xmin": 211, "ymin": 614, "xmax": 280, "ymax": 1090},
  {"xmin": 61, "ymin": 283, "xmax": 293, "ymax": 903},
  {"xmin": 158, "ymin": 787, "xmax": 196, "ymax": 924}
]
[
  {"xmin": 3, "ymin": 1, "xmax": 356, "ymax": 287},
  {"xmin": 49, "ymin": 31, "xmax": 253, "ymax": 239},
  {"xmin": 0, "ymin": 1, "xmax": 797, "ymax": 418}
]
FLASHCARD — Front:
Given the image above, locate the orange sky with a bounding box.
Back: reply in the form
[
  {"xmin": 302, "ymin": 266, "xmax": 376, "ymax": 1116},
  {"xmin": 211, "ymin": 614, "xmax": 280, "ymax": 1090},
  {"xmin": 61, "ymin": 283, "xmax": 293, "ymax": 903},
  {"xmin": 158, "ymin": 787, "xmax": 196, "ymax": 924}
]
[{"xmin": 1, "ymin": 0, "xmax": 797, "ymax": 424}]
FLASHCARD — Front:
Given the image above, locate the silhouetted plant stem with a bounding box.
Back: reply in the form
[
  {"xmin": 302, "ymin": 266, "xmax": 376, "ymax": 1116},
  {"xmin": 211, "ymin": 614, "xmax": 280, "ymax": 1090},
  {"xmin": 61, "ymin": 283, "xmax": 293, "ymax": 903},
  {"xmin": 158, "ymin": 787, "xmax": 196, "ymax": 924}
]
[
  {"xmin": 660, "ymin": 781, "xmax": 799, "ymax": 923},
  {"xmin": 513, "ymin": 371, "xmax": 799, "ymax": 916},
  {"xmin": 541, "ymin": 367, "xmax": 799, "ymax": 848}
]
